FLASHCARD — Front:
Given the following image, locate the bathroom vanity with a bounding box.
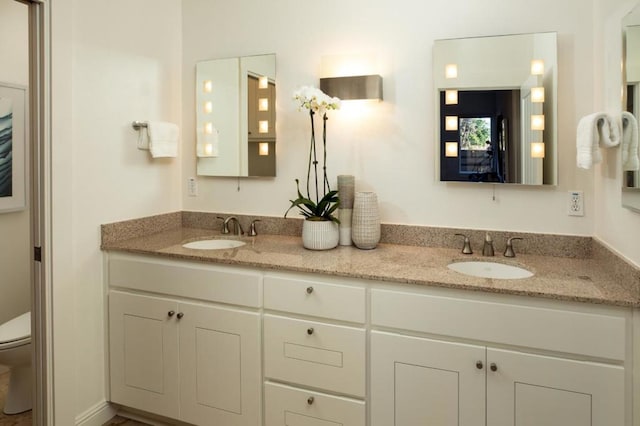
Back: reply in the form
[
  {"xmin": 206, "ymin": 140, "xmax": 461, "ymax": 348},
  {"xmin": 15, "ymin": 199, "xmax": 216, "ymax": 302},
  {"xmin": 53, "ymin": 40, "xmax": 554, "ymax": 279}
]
[{"xmin": 102, "ymin": 215, "xmax": 639, "ymax": 426}]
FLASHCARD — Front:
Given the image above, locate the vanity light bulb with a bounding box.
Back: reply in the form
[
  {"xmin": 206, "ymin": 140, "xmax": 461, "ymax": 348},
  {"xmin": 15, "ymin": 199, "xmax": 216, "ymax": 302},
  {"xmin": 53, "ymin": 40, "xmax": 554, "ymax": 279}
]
[
  {"xmin": 531, "ymin": 60, "xmax": 544, "ymax": 76},
  {"xmin": 531, "ymin": 142, "xmax": 545, "ymax": 158},
  {"xmin": 445, "ymin": 142, "xmax": 459, "ymax": 157},
  {"xmin": 531, "ymin": 87, "xmax": 545, "ymax": 103},
  {"xmin": 531, "ymin": 115, "xmax": 545, "ymax": 131},
  {"xmin": 259, "ymin": 142, "xmax": 269, "ymax": 156},
  {"xmin": 445, "ymin": 64, "xmax": 458, "ymax": 79},
  {"xmin": 258, "ymin": 76, "xmax": 269, "ymax": 89},
  {"xmin": 445, "ymin": 116, "xmax": 458, "ymax": 131},
  {"xmin": 204, "ymin": 101, "xmax": 213, "ymax": 114},
  {"xmin": 203, "ymin": 80, "xmax": 213, "ymax": 93},
  {"xmin": 445, "ymin": 90, "xmax": 458, "ymax": 105},
  {"xmin": 204, "ymin": 122, "xmax": 213, "ymax": 134},
  {"xmin": 204, "ymin": 143, "xmax": 214, "ymax": 156},
  {"xmin": 258, "ymin": 98, "xmax": 269, "ymax": 111},
  {"xmin": 259, "ymin": 120, "xmax": 269, "ymax": 133}
]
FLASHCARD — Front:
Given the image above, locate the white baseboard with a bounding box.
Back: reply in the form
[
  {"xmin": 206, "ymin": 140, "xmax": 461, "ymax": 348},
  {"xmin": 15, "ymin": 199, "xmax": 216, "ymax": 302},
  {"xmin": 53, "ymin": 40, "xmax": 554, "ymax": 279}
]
[{"xmin": 75, "ymin": 400, "xmax": 116, "ymax": 426}]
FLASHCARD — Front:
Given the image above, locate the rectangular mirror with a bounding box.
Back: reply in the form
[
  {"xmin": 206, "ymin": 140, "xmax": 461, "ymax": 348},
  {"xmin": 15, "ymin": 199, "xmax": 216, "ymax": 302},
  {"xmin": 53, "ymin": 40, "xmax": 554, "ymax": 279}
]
[
  {"xmin": 622, "ymin": 6, "xmax": 640, "ymax": 212},
  {"xmin": 196, "ymin": 54, "xmax": 276, "ymax": 177},
  {"xmin": 434, "ymin": 32, "xmax": 557, "ymax": 185}
]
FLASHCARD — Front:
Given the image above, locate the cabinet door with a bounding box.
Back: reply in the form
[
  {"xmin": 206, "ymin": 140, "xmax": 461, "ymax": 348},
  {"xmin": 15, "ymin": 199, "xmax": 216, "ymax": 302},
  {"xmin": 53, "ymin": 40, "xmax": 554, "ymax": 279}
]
[
  {"xmin": 487, "ymin": 348, "xmax": 625, "ymax": 426},
  {"xmin": 109, "ymin": 291, "xmax": 179, "ymax": 419},
  {"xmin": 371, "ymin": 331, "xmax": 486, "ymax": 426},
  {"xmin": 179, "ymin": 301, "xmax": 261, "ymax": 426}
]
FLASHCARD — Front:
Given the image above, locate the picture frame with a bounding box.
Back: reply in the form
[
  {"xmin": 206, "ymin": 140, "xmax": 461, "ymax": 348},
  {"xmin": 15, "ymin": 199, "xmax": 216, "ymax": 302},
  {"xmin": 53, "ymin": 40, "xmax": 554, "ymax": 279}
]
[{"xmin": 0, "ymin": 82, "xmax": 27, "ymax": 213}]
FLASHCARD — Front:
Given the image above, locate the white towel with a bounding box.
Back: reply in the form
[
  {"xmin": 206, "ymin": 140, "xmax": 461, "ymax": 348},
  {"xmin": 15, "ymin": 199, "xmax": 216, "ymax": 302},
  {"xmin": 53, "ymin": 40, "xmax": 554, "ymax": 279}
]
[
  {"xmin": 576, "ymin": 112, "xmax": 621, "ymax": 169},
  {"xmin": 147, "ymin": 121, "xmax": 179, "ymax": 158},
  {"xmin": 622, "ymin": 111, "xmax": 639, "ymax": 171}
]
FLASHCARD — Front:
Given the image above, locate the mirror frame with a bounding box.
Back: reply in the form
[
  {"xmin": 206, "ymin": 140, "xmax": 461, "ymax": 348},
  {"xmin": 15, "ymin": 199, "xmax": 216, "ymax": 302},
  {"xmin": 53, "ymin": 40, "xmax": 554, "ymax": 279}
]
[{"xmin": 622, "ymin": 6, "xmax": 640, "ymax": 212}]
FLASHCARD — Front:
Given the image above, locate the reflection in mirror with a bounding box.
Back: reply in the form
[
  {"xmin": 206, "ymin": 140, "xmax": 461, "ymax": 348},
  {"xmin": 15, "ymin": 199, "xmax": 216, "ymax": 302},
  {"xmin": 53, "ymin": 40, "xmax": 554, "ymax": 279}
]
[
  {"xmin": 196, "ymin": 54, "xmax": 276, "ymax": 177},
  {"xmin": 434, "ymin": 32, "xmax": 557, "ymax": 185},
  {"xmin": 622, "ymin": 5, "xmax": 640, "ymax": 212}
]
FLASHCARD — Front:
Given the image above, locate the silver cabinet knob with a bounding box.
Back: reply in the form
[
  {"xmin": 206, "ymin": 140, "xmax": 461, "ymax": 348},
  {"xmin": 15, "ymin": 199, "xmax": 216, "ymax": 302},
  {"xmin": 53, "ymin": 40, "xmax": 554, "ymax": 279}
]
[
  {"xmin": 168, "ymin": 310, "xmax": 175, "ymax": 317},
  {"xmin": 177, "ymin": 312, "xmax": 184, "ymax": 319},
  {"xmin": 476, "ymin": 361, "xmax": 483, "ymax": 370},
  {"xmin": 307, "ymin": 396, "xmax": 314, "ymax": 405},
  {"xmin": 306, "ymin": 286, "xmax": 314, "ymax": 294},
  {"xmin": 490, "ymin": 363, "xmax": 498, "ymax": 372},
  {"xmin": 307, "ymin": 327, "xmax": 314, "ymax": 335}
]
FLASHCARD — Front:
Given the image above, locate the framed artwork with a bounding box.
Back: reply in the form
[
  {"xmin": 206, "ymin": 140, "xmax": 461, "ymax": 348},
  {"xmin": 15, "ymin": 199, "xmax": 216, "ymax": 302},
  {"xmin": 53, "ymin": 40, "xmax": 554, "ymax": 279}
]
[{"xmin": 0, "ymin": 82, "xmax": 27, "ymax": 213}]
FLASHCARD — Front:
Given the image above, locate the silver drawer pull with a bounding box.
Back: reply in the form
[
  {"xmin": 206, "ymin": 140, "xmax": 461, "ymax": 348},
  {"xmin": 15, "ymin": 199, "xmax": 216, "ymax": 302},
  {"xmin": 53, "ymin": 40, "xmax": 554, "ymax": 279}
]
[
  {"xmin": 307, "ymin": 327, "xmax": 314, "ymax": 335},
  {"xmin": 307, "ymin": 396, "xmax": 314, "ymax": 405},
  {"xmin": 306, "ymin": 286, "xmax": 314, "ymax": 294}
]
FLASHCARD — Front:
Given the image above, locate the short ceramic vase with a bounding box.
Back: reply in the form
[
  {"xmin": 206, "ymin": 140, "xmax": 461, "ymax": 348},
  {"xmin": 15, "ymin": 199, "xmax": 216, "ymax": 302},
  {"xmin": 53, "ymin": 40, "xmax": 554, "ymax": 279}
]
[{"xmin": 302, "ymin": 219, "xmax": 339, "ymax": 250}]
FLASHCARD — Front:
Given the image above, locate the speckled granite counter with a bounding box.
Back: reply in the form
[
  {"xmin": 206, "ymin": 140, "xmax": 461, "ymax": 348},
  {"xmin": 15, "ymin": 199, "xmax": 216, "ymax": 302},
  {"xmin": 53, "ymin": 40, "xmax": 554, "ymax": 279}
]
[{"xmin": 101, "ymin": 214, "xmax": 640, "ymax": 307}]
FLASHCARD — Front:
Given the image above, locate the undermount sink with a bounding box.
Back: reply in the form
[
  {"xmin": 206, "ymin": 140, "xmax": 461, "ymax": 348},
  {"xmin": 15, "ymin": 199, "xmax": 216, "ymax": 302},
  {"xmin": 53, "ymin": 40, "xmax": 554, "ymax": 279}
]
[
  {"xmin": 448, "ymin": 261, "xmax": 533, "ymax": 279},
  {"xmin": 182, "ymin": 239, "xmax": 246, "ymax": 250}
]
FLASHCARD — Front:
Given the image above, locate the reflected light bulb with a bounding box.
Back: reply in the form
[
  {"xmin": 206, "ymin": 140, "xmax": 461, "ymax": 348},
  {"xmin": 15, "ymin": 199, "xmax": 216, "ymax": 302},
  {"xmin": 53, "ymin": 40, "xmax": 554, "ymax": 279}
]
[
  {"xmin": 531, "ymin": 115, "xmax": 545, "ymax": 131},
  {"xmin": 204, "ymin": 143, "xmax": 213, "ymax": 156},
  {"xmin": 531, "ymin": 142, "xmax": 545, "ymax": 158},
  {"xmin": 204, "ymin": 101, "xmax": 213, "ymax": 114},
  {"xmin": 445, "ymin": 90, "xmax": 458, "ymax": 105},
  {"xmin": 259, "ymin": 98, "xmax": 269, "ymax": 111},
  {"xmin": 259, "ymin": 120, "xmax": 269, "ymax": 133},
  {"xmin": 203, "ymin": 80, "xmax": 213, "ymax": 93},
  {"xmin": 445, "ymin": 142, "xmax": 458, "ymax": 157},
  {"xmin": 259, "ymin": 142, "xmax": 269, "ymax": 156},
  {"xmin": 445, "ymin": 64, "xmax": 458, "ymax": 79},
  {"xmin": 531, "ymin": 60, "xmax": 544, "ymax": 75},
  {"xmin": 531, "ymin": 87, "xmax": 545, "ymax": 103},
  {"xmin": 445, "ymin": 116, "xmax": 458, "ymax": 131},
  {"xmin": 258, "ymin": 76, "xmax": 269, "ymax": 89},
  {"xmin": 204, "ymin": 122, "xmax": 213, "ymax": 134}
]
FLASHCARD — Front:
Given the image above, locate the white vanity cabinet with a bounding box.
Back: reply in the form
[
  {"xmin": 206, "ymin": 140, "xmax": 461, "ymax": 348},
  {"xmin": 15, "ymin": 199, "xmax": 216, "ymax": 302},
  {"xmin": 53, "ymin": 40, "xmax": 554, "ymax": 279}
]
[
  {"xmin": 262, "ymin": 274, "xmax": 367, "ymax": 426},
  {"xmin": 107, "ymin": 254, "xmax": 262, "ymax": 426},
  {"xmin": 370, "ymin": 288, "xmax": 628, "ymax": 426}
]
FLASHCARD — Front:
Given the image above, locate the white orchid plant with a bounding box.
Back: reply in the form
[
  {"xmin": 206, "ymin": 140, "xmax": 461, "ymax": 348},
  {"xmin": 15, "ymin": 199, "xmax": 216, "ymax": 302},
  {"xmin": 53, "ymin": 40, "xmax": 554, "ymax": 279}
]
[{"xmin": 285, "ymin": 86, "xmax": 342, "ymax": 222}]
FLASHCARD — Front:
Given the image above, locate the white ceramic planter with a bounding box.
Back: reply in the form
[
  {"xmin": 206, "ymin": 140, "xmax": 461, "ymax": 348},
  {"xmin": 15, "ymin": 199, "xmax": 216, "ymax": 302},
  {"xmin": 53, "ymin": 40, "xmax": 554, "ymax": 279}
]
[{"xmin": 302, "ymin": 219, "xmax": 339, "ymax": 250}]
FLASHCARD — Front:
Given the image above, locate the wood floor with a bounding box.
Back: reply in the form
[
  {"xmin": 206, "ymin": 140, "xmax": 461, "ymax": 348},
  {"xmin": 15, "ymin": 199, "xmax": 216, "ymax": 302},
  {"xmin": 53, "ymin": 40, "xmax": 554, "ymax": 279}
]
[{"xmin": 0, "ymin": 371, "xmax": 148, "ymax": 426}]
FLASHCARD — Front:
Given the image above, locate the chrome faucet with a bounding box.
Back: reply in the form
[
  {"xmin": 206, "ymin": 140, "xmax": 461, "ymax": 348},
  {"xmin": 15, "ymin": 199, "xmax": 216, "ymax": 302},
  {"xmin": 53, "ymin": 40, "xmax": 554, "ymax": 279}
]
[
  {"xmin": 504, "ymin": 237, "xmax": 523, "ymax": 257},
  {"xmin": 482, "ymin": 233, "xmax": 495, "ymax": 256},
  {"xmin": 218, "ymin": 216, "xmax": 244, "ymax": 235},
  {"xmin": 454, "ymin": 233, "xmax": 473, "ymax": 254}
]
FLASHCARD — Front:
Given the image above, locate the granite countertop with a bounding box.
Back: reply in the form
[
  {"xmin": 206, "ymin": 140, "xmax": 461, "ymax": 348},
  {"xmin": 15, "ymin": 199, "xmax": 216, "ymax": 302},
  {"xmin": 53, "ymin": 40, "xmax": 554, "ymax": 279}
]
[{"xmin": 101, "ymin": 226, "xmax": 640, "ymax": 308}]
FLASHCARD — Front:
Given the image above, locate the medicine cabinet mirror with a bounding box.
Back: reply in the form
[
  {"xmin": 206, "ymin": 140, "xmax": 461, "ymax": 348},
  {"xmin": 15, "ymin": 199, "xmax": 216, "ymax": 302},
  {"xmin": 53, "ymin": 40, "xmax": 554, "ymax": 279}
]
[
  {"xmin": 196, "ymin": 54, "xmax": 276, "ymax": 177},
  {"xmin": 434, "ymin": 32, "xmax": 557, "ymax": 185},
  {"xmin": 622, "ymin": 4, "xmax": 640, "ymax": 212}
]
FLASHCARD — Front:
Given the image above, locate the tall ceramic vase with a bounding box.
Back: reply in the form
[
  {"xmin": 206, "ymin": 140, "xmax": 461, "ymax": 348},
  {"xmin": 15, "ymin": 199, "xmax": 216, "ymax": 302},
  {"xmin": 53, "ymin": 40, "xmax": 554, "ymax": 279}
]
[
  {"xmin": 302, "ymin": 219, "xmax": 339, "ymax": 250},
  {"xmin": 351, "ymin": 192, "xmax": 380, "ymax": 250}
]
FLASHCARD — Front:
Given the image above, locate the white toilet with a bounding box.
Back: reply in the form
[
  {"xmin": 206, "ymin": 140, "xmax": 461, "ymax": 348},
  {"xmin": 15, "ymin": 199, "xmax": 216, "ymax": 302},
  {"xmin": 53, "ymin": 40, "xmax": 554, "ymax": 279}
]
[{"xmin": 0, "ymin": 311, "xmax": 31, "ymax": 414}]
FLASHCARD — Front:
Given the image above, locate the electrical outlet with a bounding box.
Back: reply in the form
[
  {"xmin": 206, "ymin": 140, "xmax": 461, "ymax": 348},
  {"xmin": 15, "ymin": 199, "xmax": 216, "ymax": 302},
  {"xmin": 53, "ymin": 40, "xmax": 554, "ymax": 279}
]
[
  {"xmin": 567, "ymin": 190, "xmax": 584, "ymax": 216},
  {"xmin": 187, "ymin": 177, "xmax": 198, "ymax": 197}
]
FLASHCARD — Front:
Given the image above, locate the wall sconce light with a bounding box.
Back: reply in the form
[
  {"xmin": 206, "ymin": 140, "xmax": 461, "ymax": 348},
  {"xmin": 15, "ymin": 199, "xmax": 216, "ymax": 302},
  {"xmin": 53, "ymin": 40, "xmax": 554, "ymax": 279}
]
[
  {"xmin": 258, "ymin": 98, "xmax": 269, "ymax": 111},
  {"xmin": 259, "ymin": 120, "xmax": 269, "ymax": 133},
  {"xmin": 204, "ymin": 101, "xmax": 213, "ymax": 114},
  {"xmin": 445, "ymin": 116, "xmax": 458, "ymax": 131},
  {"xmin": 258, "ymin": 76, "xmax": 269, "ymax": 89},
  {"xmin": 203, "ymin": 80, "xmax": 213, "ymax": 93},
  {"xmin": 445, "ymin": 90, "xmax": 458, "ymax": 105},
  {"xmin": 445, "ymin": 64, "xmax": 458, "ymax": 79},
  {"xmin": 531, "ymin": 142, "xmax": 545, "ymax": 158},
  {"xmin": 258, "ymin": 142, "xmax": 269, "ymax": 156},
  {"xmin": 531, "ymin": 115, "xmax": 545, "ymax": 130},
  {"xmin": 531, "ymin": 60, "xmax": 544, "ymax": 76},
  {"xmin": 445, "ymin": 142, "xmax": 459, "ymax": 157},
  {"xmin": 320, "ymin": 75, "xmax": 383, "ymax": 101},
  {"xmin": 531, "ymin": 87, "xmax": 545, "ymax": 103}
]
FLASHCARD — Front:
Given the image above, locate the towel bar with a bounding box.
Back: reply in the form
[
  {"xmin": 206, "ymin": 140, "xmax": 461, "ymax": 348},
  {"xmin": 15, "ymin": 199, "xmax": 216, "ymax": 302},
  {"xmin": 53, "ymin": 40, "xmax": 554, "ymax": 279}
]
[{"xmin": 132, "ymin": 121, "xmax": 148, "ymax": 130}]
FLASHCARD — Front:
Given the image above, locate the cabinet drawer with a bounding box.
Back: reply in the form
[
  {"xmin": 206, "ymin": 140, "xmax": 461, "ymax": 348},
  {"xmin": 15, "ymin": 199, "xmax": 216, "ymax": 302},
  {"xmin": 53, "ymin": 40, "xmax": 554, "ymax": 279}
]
[
  {"xmin": 108, "ymin": 253, "xmax": 261, "ymax": 307},
  {"xmin": 264, "ymin": 382, "xmax": 365, "ymax": 426},
  {"xmin": 264, "ymin": 275, "xmax": 365, "ymax": 323},
  {"xmin": 264, "ymin": 314, "xmax": 366, "ymax": 397},
  {"xmin": 371, "ymin": 288, "xmax": 626, "ymax": 361}
]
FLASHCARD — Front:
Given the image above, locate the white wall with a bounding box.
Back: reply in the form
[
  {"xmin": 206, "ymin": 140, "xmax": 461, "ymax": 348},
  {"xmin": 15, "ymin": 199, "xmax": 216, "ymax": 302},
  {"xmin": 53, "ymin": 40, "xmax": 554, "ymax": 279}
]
[
  {"xmin": 0, "ymin": 0, "xmax": 30, "ymax": 327},
  {"xmin": 51, "ymin": 0, "xmax": 183, "ymax": 422},
  {"xmin": 182, "ymin": 0, "xmax": 596, "ymax": 237},
  {"xmin": 595, "ymin": 0, "xmax": 640, "ymax": 267}
]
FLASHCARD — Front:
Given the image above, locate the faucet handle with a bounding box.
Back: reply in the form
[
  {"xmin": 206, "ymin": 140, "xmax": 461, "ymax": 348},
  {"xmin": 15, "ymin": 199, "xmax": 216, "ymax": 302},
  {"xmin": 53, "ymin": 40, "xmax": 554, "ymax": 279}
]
[
  {"xmin": 217, "ymin": 216, "xmax": 230, "ymax": 234},
  {"xmin": 454, "ymin": 233, "xmax": 473, "ymax": 255},
  {"xmin": 248, "ymin": 219, "xmax": 261, "ymax": 237},
  {"xmin": 504, "ymin": 237, "xmax": 523, "ymax": 258}
]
